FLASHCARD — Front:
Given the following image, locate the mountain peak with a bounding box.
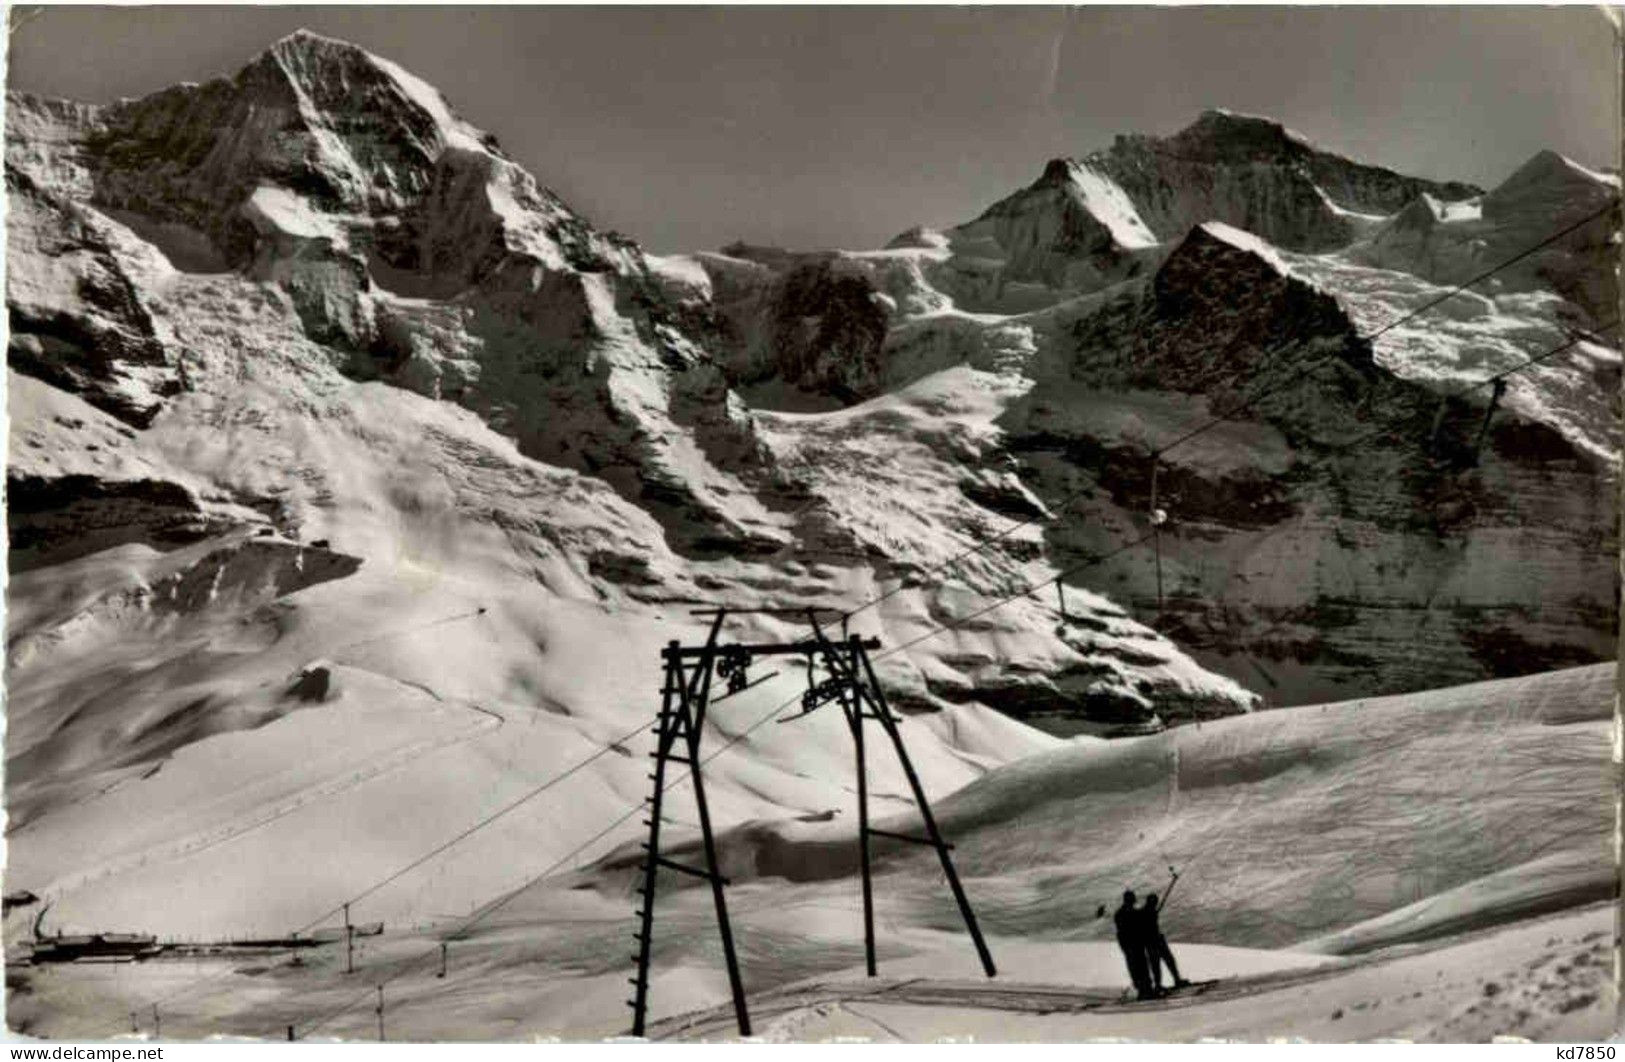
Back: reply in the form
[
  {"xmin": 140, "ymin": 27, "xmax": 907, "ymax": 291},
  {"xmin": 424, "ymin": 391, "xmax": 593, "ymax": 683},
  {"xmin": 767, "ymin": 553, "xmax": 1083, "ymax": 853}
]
[
  {"xmin": 1192, "ymin": 107, "xmax": 1297, "ymax": 135},
  {"xmin": 1032, "ymin": 157, "xmax": 1082, "ymax": 189},
  {"xmin": 246, "ymin": 29, "xmax": 492, "ymax": 170},
  {"xmin": 1202, "ymin": 107, "xmax": 1258, "ymax": 119},
  {"xmin": 1162, "ymin": 108, "xmax": 1312, "ymax": 163},
  {"xmin": 1499, "ymin": 148, "xmax": 1620, "ymax": 193},
  {"xmin": 262, "ymin": 27, "xmax": 379, "ymax": 70},
  {"xmin": 272, "ymin": 26, "xmax": 344, "ymax": 48}
]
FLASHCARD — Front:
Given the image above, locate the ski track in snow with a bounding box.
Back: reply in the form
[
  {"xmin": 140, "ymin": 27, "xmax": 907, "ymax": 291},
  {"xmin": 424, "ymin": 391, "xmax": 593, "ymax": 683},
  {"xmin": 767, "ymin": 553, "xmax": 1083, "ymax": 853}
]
[{"xmin": 31, "ymin": 690, "xmax": 504, "ymax": 912}]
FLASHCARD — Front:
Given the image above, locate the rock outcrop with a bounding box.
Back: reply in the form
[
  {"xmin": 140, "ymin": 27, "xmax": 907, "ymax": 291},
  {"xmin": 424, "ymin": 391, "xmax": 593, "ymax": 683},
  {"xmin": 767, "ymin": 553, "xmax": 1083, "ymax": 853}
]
[
  {"xmin": 666, "ymin": 114, "xmax": 1615, "ymax": 707},
  {"xmin": 1354, "ymin": 149, "xmax": 1619, "ymax": 323},
  {"xmin": 6, "ymin": 167, "xmax": 180, "ymax": 426},
  {"xmin": 6, "ymin": 35, "xmax": 1615, "ymax": 738},
  {"xmin": 1011, "ymin": 223, "xmax": 1616, "ymax": 702},
  {"xmin": 1095, "ymin": 109, "xmax": 1483, "ymax": 251},
  {"xmin": 8, "ymin": 31, "xmax": 788, "ymax": 558}
]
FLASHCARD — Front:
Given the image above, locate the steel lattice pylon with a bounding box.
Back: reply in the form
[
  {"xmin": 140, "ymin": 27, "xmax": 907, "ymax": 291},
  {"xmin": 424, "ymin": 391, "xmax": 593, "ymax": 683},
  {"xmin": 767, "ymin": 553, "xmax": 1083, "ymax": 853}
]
[{"xmin": 628, "ymin": 608, "xmax": 994, "ymax": 1039}]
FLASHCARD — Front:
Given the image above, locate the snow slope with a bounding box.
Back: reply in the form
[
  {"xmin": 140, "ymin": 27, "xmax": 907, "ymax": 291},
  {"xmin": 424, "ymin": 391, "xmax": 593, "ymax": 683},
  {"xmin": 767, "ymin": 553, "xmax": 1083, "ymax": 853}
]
[
  {"xmin": 579, "ymin": 663, "xmax": 1612, "ymax": 951},
  {"xmin": 10, "ymin": 664, "xmax": 1609, "ymax": 1040},
  {"xmin": 652, "ymin": 903, "xmax": 1614, "ymax": 1043}
]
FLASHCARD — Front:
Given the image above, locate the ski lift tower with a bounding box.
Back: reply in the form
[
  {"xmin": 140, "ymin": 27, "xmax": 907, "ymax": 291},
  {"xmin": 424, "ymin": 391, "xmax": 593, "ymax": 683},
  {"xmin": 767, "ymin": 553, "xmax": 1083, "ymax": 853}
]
[{"xmin": 628, "ymin": 606, "xmax": 995, "ymax": 1039}]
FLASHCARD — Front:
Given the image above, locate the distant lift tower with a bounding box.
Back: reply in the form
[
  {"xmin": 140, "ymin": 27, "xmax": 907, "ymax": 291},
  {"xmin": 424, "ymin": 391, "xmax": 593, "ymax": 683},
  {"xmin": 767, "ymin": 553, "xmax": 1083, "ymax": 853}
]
[{"xmin": 628, "ymin": 607, "xmax": 995, "ymax": 1039}]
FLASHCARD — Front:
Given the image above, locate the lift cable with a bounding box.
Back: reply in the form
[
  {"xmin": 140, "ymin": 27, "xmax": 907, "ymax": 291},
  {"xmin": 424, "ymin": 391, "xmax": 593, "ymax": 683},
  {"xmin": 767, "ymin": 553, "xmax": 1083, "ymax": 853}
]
[
  {"xmin": 119, "ymin": 318, "xmax": 1608, "ymax": 1041},
  {"xmin": 92, "ymin": 205, "xmax": 1616, "ymax": 1038},
  {"xmin": 1148, "ymin": 201, "xmax": 1615, "ymax": 460},
  {"xmin": 830, "ymin": 198, "xmax": 1616, "ymax": 628}
]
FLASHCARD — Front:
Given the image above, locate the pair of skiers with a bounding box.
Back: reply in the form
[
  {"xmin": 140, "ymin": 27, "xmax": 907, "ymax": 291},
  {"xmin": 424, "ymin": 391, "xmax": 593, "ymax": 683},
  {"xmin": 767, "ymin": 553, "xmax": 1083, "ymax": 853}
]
[{"xmin": 1112, "ymin": 889, "xmax": 1188, "ymax": 999}]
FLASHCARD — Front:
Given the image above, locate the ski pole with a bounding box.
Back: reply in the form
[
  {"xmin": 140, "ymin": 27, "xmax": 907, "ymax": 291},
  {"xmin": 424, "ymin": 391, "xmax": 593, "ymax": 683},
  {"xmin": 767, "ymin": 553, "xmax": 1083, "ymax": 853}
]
[{"xmin": 1161, "ymin": 865, "xmax": 1181, "ymax": 910}]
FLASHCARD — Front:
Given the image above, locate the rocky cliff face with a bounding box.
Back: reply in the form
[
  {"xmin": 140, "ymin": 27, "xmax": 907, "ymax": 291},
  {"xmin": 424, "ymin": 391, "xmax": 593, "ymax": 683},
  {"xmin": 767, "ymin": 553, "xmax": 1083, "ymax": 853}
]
[
  {"xmin": 822, "ymin": 109, "xmax": 1490, "ymax": 329},
  {"xmin": 1354, "ymin": 149, "xmax": 1620, "ymax": 324},
  {"xmin": 1022, "ymin": 222, "xmax": 1616, "ymax": 702},
  {"xmin": 6, "ymin": 34, "xmax": 1615, "ymax": 743},
  {"xmin": 7, "ymin": 29, "xmax": 1261, "ymax": 823},
  {"xmin": 1094, "ymin": 110, "xmax": 1483, "ymax": 251},
  {"xmin": 934, "ymin": 158, "xmax": 1164, "ymax": 313},
  {"xmin": 661, "ymin": 113, "xmax": 1616, "ymax": 707},
  {"xmin": 11, "ymin": 33, "xmax": 787, "ymax": 561},
  {"xmin": 6, "ymin": 164, "xmax": 180, "ymax": 425}
]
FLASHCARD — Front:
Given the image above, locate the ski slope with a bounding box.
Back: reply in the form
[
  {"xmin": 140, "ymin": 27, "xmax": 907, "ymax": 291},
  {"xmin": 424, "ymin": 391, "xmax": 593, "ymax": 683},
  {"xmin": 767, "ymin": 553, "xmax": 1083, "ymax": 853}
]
[
  {"xmin": 651, "ymin": 903, "xmax": 1614, "ymax": 1043},
  {"xmin": 11, "ymin": 663, "xmax": 1610, "ymax": 1041},
  {"xmin": 583, "ymin": 662, "xmax": 1612, "ymax": 950}
]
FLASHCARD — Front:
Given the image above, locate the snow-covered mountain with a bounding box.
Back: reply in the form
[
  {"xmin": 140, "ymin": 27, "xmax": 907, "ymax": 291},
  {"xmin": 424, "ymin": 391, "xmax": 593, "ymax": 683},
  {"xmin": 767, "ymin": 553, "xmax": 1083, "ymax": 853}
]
[
  {"xmin": 677, "ymin": 110, "xmax": 1618, "ymax": 706},
  {"xmin": 3, "ymin": 31, "xmax": 1616, "ymax": 947}
]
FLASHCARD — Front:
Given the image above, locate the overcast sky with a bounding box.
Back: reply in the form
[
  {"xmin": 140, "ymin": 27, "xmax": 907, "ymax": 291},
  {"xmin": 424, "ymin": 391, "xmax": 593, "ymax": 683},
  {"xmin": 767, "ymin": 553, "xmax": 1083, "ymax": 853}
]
[{"xmin": 7, "ymin": 6, "xmax": 1618, "ymax": 253}]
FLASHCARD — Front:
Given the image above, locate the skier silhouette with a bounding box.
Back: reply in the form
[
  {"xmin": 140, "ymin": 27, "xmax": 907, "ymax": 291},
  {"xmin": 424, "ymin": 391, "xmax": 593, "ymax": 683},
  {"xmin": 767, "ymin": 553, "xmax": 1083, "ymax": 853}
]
[
  {"xmin": 1112, "ymin": 890, "xmax": 1153, "ymax": 999},
  {"xmin": 1141, "ymin": 892, "xmax": 1189, "ymax": 994}
]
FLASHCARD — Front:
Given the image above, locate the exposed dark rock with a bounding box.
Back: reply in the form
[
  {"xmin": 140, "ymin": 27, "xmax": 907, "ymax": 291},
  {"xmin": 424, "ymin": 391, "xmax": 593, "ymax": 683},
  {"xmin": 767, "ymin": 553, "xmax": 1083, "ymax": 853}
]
[
  {"xmin": 1094, "ymin": 110, "xmax": 1481, "ymax": 251},
  {"xmin": 6, "ymin": 473, "xmax": 224, "ymax": 571},
  {"xmin": 285, "ymin": 663, "xmax": 337, "ymax": 703}
]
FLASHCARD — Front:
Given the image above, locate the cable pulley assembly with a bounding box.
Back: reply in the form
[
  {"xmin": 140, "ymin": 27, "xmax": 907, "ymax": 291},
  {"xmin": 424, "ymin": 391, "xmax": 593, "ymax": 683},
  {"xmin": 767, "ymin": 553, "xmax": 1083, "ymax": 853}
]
[{"xmin": 716, "ymin": 645, "xmax": 753, "ymax": 694}]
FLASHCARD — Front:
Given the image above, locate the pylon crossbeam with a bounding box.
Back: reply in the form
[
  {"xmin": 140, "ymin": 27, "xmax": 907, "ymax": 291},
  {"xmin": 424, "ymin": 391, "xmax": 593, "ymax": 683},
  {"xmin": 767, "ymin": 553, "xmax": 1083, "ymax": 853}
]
[{"xmin": 631, "ymin": 610, "xmax": 995, "ymax": 1040}]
